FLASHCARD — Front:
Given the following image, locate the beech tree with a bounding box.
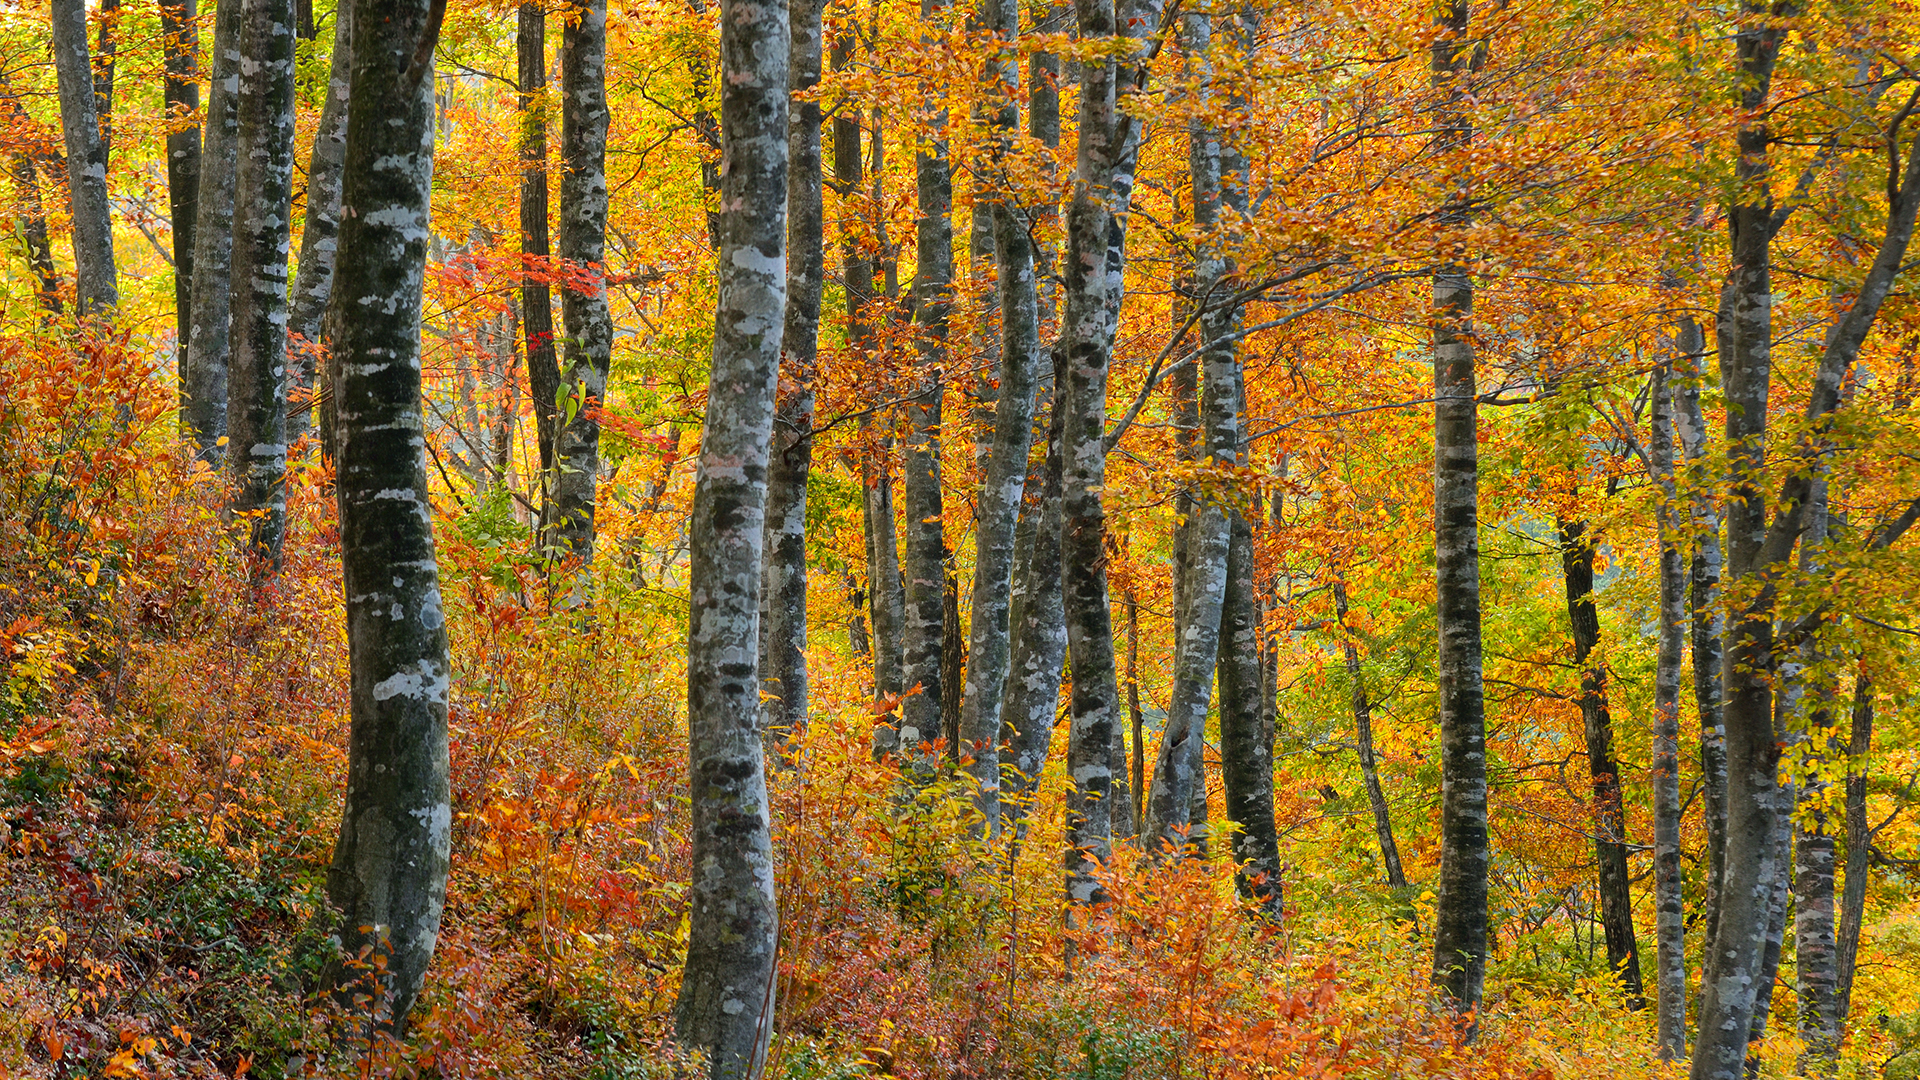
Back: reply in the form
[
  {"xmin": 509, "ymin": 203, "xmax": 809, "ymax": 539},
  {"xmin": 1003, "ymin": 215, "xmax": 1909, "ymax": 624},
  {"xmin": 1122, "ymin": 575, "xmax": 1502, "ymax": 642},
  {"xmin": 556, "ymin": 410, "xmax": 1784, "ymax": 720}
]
[
  {"xmin": 49, "ymin": 0, "xmax": 116, "ymax": 317},
  {"xmin": 323, "ymin": 0, "xmax": 452, "ymax": 1028},
  {"xmin": 287, "ymin": 0, "xmax": 353, "ymax": 444},
  {"xmin": 183, "ymin": 0, "xmax": 242, "ymax": 450},
  {"xmin": 672, "ymin": 0, "xmax": 786, "ymax": 1067},
  {"xmin": 161, "ymin": 0, "xmax": 200, "ymax": 369}
]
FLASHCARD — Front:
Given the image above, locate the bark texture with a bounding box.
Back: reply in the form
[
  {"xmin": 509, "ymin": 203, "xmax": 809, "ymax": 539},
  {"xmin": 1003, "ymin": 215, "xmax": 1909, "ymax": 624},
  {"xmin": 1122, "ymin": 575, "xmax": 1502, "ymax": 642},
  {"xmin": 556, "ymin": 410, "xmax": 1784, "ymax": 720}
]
[
  {"xmin": 519, "ymin": 3, "xmax": 561, "ymax": 517},
  {"xmin": 1675, "ymin": 315, "xmax": 1727, "ymax": 953},
  {"xmin": 286, "ymin": 0, "xmax": 353, "ymax": 443},
  {"xmin": 1334, "ymin": 578, "xmax": 1405, "ymax": 888},
  {"xmin": 183, "ymin": 0, "xmax": 242, "ymax": 452},
  {"xmin": 50, "ymin": 0, "xmax": 118, "ymax": 317},
  {"xmin": 1835, "ymin": 674, "xmax": 1872, "ymax": 1024},
  {"xmin": 1795, "ymin": 487, "xmax": 1840, "ymax": 1071},
  {"xmin": 672, "ymin": 0, "xmax": 787, "ymax": 1066},
  {"xmin": 226, "ymin": 0, "xmax": 298, "ymax": 574},
  {"xmin": 324, "ymin": 0, "xmax": 450, "ymax": 1027},
  {"xmin": 161, "ymin": 0, "xmax": 200, "ymax": 371},
  {"xmin": 553, "ymin": 0, "xmax": 614, "ymax": 564},
  {"xmin": 7, "ymin": 146, "xmax": 62, "ymax": 316},
  {"xmin": 761, "ymin": 0, "xmax": 822, "ymax": 742},
  {"xmin": 1650, "ymin": 357, "xmax": 1688, "ymax": 1059},
  {"xmin": 1220, "ymin": 507, "xmax": 1280, "ymax": 917},
  {"xmin": 1559, "ymin": 516, "xmax": 1643, "ymax": 1006},
  {"xmin": 1000, "ymin": 353, "xmax": 1067, "ymax": 832}
]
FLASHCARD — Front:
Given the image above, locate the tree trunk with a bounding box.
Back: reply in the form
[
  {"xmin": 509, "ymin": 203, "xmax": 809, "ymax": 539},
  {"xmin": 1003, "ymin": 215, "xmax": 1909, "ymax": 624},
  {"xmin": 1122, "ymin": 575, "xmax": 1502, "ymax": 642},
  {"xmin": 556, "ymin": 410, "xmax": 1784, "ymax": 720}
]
[
  {"xmin": 1835, "ymin": 674, "xmax": 1872, "ymax": 1024},
  {"xmin": 1795, "ymin": 483, "xmax": 1841, "ymax": 1072},
  {"xmin": 552, "ymin": 0, "xmax": 613, "ymax": 565},
  {"xmin": 286, "ymin": 0, "xmax": 353, "ymax": 444},
  {"xmin": 959, "ymin": 0, "xmax": 1040, "ymax": 831},
  {"xmin": 183, "ymin": 0, "xmax": 242, "ymax": 451},
  {"xmin": 1650, "ymin": 355, "xmax": 1689, "ymax": 1060},
  {"xmin": 1429, "ymin": 0, "xmax": 1487, "ymax": 1019},
  {"xmin": 1220, "ymin": 507, "xmax": 1280, "ymax": 918},
  {"xmin": 226, "ymin": 0, "xmax": 297, "ymax": 577},
  {"xmin": 901, "ymin": 0, "xmax": 952, "ymax": 768},
  {"xmin": 7, "ymin": 149, "xmax": 62, "ymax": 316},
  {"xmin": 1558, "ymin": 516, "xmax": 1643, "ymax": 1006},
  {"xmin": 50, "ymin": 0, "xmax": 118, "ymax": 317},
  {"xmin": 672, "ymin": 0, "xmax": 786, "ymax": 1066},
  {"xmin": 1125, "ymin": 588, "xmax": 1144, "ymax": 838},
  {"xmin": 161, "ymin": 0, "xmax": 199, "ymax": 364},
  {"xmin": 1001, "ymin": 350, "xmax": 1066, "ymax": 834},
  {"xmin": 94, "ymin": 0, "xmax": 117, "ymax": 160},
  {"xmin": 518, "ymin": 3, "xmax": 561, "ymax": 523},
  {"xmin": 1675, "ymin": 311, "xmax": 1727, "ymax": 959},
  {"xmin": 761, "ymin": 0, "xmax": 822, "ymax": 743},
  {"xmin": 866, "ymin": 440, "xmax": 908, "ymax": 756},
  {"xmin": 323, "ymin": 0, "xmax": 450, "ymax": 1027},
  {"xmin": 1333, "ymin": 577, "xmax": 1406, "ymax": 888}
]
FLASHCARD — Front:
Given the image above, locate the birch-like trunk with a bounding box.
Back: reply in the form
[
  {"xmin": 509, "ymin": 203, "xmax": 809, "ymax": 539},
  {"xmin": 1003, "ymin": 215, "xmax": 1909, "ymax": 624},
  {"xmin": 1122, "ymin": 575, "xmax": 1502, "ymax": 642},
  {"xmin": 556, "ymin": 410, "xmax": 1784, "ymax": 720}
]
[
  {"xmin": 1835, "ymin": 674, "xmax": 1873, "ymax": 1024},
  {"xmin": 1429, "ymin": 0, "xmax": 1487, "ymax": 1018},
  {"xmin": 50, "ymin": 0, "xmax": 117, "ymax": 318},
  {"xmin": 1220, "ymin": 506, "xmax": 1279, "ymax": 917},
  {"xmin": 1334, "ymin": 577, "xmax": 1405, "ymax": 888},
  {"xmin": 1650, "ymin": 357, "xmax": 1689, "ymax": 1059},
  {"xmin": 1674, "ymin": 315, "xmax": 1727, "ymax": 955},
  {"xmin": 672, "ymin": 0, "xmax": 787, "ymax": 1066},
  {"xmin": 519, "ymin": 3, "xmax": 561, "ymax": 516},
  {"xmin": 323, "ymin": 0, "xmax": 450, "ymax": 1027},
  {"xmin": 286, "ymin": 0, "xmax": 352, "ymax": 444},
  {"xmin": 1558, "ymin": 516, "xmax": 1643, "ymax": 1006},
  {"xmin": 760, "ymin": 0, "xmax": 822, "ymax": 743},
  {"xmin": 959, "ymin": 0, "xmax": 1040, "ymax": 831},
  {"xmin": 1001, "ymin": 351, "xmax": 1066, "ymax": 833},
  {"xmin": 552, "ymin": 0, "xmax": 613, "ymax": 565},
  {"xmin": 1795, "ymin": 484, "xmax": 1841, "ymax": 1071},
  {"xmin": 183, "ymin": 0, "xmax": 242, "ymax": 451},
  {"xmin": 226, "ymin": 0, "xmax": 297, "ymax": 575},
  {"xmin": 161, "ymin": 0, "xmax": 199, "ymax": 369},
  {"xmin": 901, "ymin": 0, "xmax": 953, "ymax": 765}
]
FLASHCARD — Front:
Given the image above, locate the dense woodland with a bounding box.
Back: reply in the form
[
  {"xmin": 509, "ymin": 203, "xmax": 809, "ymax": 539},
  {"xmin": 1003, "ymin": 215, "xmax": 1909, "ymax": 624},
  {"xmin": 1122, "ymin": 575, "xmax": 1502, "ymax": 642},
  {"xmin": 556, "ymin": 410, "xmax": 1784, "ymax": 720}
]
[{"xmin": 0, "ymin": 0, "xmax": 1917, "ymax": 1074}]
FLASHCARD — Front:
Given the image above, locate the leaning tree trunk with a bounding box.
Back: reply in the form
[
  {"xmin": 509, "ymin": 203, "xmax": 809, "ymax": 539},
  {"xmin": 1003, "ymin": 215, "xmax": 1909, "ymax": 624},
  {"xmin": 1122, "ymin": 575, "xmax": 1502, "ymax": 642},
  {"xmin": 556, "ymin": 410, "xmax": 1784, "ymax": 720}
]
[
  {"xmin": 161, "ymin": 0, "xmax": 200, "ymax": 372},
  {"xmin": 760, "ymin": 0, "xmax": 822, "ymax": 743},
  {"xmin": 518, "ymin": 3, "xmax": 561, "ymax": 519},
  {"xmin": 1835, "ymin": 674, "xmax": 1872, "ymax": 1024},
  {"xmin": 959, "ymin": 0, "xmax": 1040, "ymax": 832},
  {"xmin": 1334, "ymin": 577, "xmax": 1406, "ymax": 888},
  {"xmin": 900, "ymin": 0, "xmax": 953, "ymax": 768},
  {"xmin": 1650, "ymin": 355, "xmax": 1689, "ymax": 1060},
  {"xmin": 671, "ymin": 0, "xmax": 786, "ymax": 1065},
  {"xmin": 183, "ymin": 0, "xmax": 242, "ymax": 452},
  {"xmin": 323, "ymin": 0, "xmax": 451, "ymax": 1029},
  {"xmin": 226, "ymin": 0, "xmax": 297, "ymax": 576},
  {"xmin": 552, "ymin": 0, "xmax": 613, "ymax": 566},
  {"xmin": 1429, "ymin": 0, "xmax": 1487, "ymax": 1020},
  {"xmin": 1558, "ymin": 516, "xmax": 1643, "ymax": 1006},
  {"xmin": 286, "ymin": 0, "xmax": 353, "ymax": 444},
  {"xmin": 50, "ymin": 0, "xmax": 118, "ymax": 318}
]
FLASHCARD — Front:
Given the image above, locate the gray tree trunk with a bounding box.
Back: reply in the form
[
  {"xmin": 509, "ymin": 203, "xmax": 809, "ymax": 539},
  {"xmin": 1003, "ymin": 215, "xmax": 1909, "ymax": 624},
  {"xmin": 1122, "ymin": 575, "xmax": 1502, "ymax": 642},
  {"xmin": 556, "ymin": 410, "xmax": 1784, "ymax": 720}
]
[
  {"xmin": 519, "ymin": 3, "xmax": 561, "ymax": 521},
  {"xmin": 866, "ymin": 440, "xmax": 908, "ymax": 756},
  {"xmin": 226, "ymin": 0, "xmax": 297, "ymax": 575},
  {"xmin": 1220, "ymin": 506, "xmax": 1279, "ymax": 917},
  {"xmin": 286, "ymin": 0, "xmax": 353, "ymax": 444},
  {"xmin": 552, "ymin": 0, "xmax": 613, "ymax": 565},
  {"xmin": 184, "ymin": 0, "xmax": 242, "ymax": 452},
  {"xmin": 94, "ymin": 0, "xmax": 116, "ymax": 159},
  {"xmin": 1795, "ymin": 484, "xmax": 1841, "ymax": 1072},
  {"xmin": 50, "ymin": 0, "xmax": 117, "ymax": 317},
  {"xmin": 1835, "ymin": 674, "xmax": 1872, "ymax": 1025},
  {"xmin": 1429, "ymin": 0, "xmax": 1487, "ymax": 1019},
  {"xmin": 323, "ymin": 0, "xmax": 451, "ymax": 1028},
  {"xmin": 673, "ymin": 0, "xmax": 786, "ymax": 1065},
  {"xmin": 1559, "ymin": 516, "xmax": 1643, "ymax": 1006},
  {"xmin": 901, "ymin": 0, "xmax": 953, "ymax": 767},
  {"xmin": 161, "ymin": 0, "xmax": 200, "ymax": 375},
  {"xmin": 1124, "ymin": 588, "xmax": 1144, "ymax": 838},
  {"xmin": 1001, "ymin": 351, "xmax": 1066, "ymax": 833},
  {"xmin": 761, "ymin": 0, "xmax": 821, "ymax": 743},
  {"xmin": 1334, "ymin": 577, "xmax": 1405, "ymax": 888},
  {"xmin": 5, "ymin": 134, "xmax": 63, "ymax": 315},
  {"xmin": 1650, "ymin": 356, "xmax": 1689, "ymax": 1060},
  {"xmin": 959, "ymin": 0, "xmax": 1040, "ymax": 832}
]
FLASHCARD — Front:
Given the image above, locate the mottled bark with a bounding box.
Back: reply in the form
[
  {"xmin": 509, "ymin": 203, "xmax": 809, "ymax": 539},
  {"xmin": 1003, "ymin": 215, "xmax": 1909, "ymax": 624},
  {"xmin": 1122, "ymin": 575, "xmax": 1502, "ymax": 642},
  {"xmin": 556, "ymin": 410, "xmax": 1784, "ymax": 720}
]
[
  {"xmin": 1429, "ymin": 0, "xmax": 1486, "ymax": 1018},
  {"xmin": 7, "ymin": 149, "xmax": 62, "ymax": 316},
  {"xmin": 1220, "ymin": 508, "xmax": 1279, "ymax": 917},
  {"xmin": 1001, "ymin": 353, "xmax": 1067, "ymax": 831},
  {"xmin": 1795, "ymin": 485, "xmax": 1840, "ymax": 1072},
  {"xmin": 1650, "ymin": 357, "xmax": 1688, "ymax": 1060},
  {"xmin": 324, "ymin": 0, "xmax": 450, "ymax": 1027},
  {"xmin": 866, "ymin": 443, "xmax": 908, "ymax": 756},
  {"xmin": 50, "ymin": 0, "xmax": 117, "ymax": 317},
  {"xmin": 161, "ymin": 0, "xmax": 199, "ymax": 362},
  {"xmin": 1558, "ymin": 516, "xmax": 1643, "ymax": 1006},
  {"xmin": 761, "ymin": 0, "xmax": 822, "ymax": 742},
  {"xmin": 901, "ymin": 0, "xmax": 953, "ymax": 766},
  {"xmin": 1334, "ymin": 578, "xmax": 1405, "ymax": 888},
  {"xmin": 94, "ymin": 0, "xmax": 117, "ymax": 159},
  {"xmin": 552, "ymin": 0, "xmax": 613, "ymax": 564},
  {"xmin": 959, "ymin": 0, "xmax": 1040, "ymax": 830},
  {"xmin": 672, "ymin": 0, "xmax": 787, "ymax": 1065},
  {"xmin": 1835, "ymin": 674, "xmax": 1872, "ymax": 1025},
  {"xmin": 1674, "ymin": 316, "xmax": 1727, "ymax": 955},
  {"xmin": 286, "ymin": 0, "xmax": 353, "ymax": 444},
  {"xmin": 226, "ymin": 0, "xmax": 298, "ymax": 575},
  {"xmin": 519, "ymin": 4, "xmax": 561, "ymax": 514},
  {"xmin": 184, "ymin": 0, "xmax": 242, "ymax": 451},
  {"xmin": 1125, "ymin": 588, "xmax": 1144, "ymax": 838}
]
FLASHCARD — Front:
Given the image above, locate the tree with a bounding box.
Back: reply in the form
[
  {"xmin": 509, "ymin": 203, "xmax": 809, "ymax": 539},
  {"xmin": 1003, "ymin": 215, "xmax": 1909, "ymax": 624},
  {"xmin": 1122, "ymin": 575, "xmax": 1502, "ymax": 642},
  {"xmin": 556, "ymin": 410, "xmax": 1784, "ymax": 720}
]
[
  {"xmin": 160, "ymin": 0, "xmax": 200, "ymax": 373},
  {"xmin": 1649, "ymin": 350, "xmax": 1689, "ymax": 1060},
  {"xmin": 1333, "ymin": 577, "xmax": 1405, "ymax": 888},
  {"xmin": 323, "ymin": 0, "xmax": 452, "ymax": 1028},
  {"xmin": 226, "ymin": 0, "xmax": 297, "ymax": 575},
  {"xmin": 519, "ymin": 2, "xmax": 561, "ymax": 521},
  {"xmin": 49, "ymin": 0, "xmax": 117, "ymax": 318},
  {"xmin": 287, "ymin": 0, "xmax": 353, "ymax": 444},
  {"xmin": 672, "ymin": 0, "xmax": 786, "ymax": 1067},
  {"xmin": 183, "ymin": 0, "xmax": 242, "ymax": 451}
]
